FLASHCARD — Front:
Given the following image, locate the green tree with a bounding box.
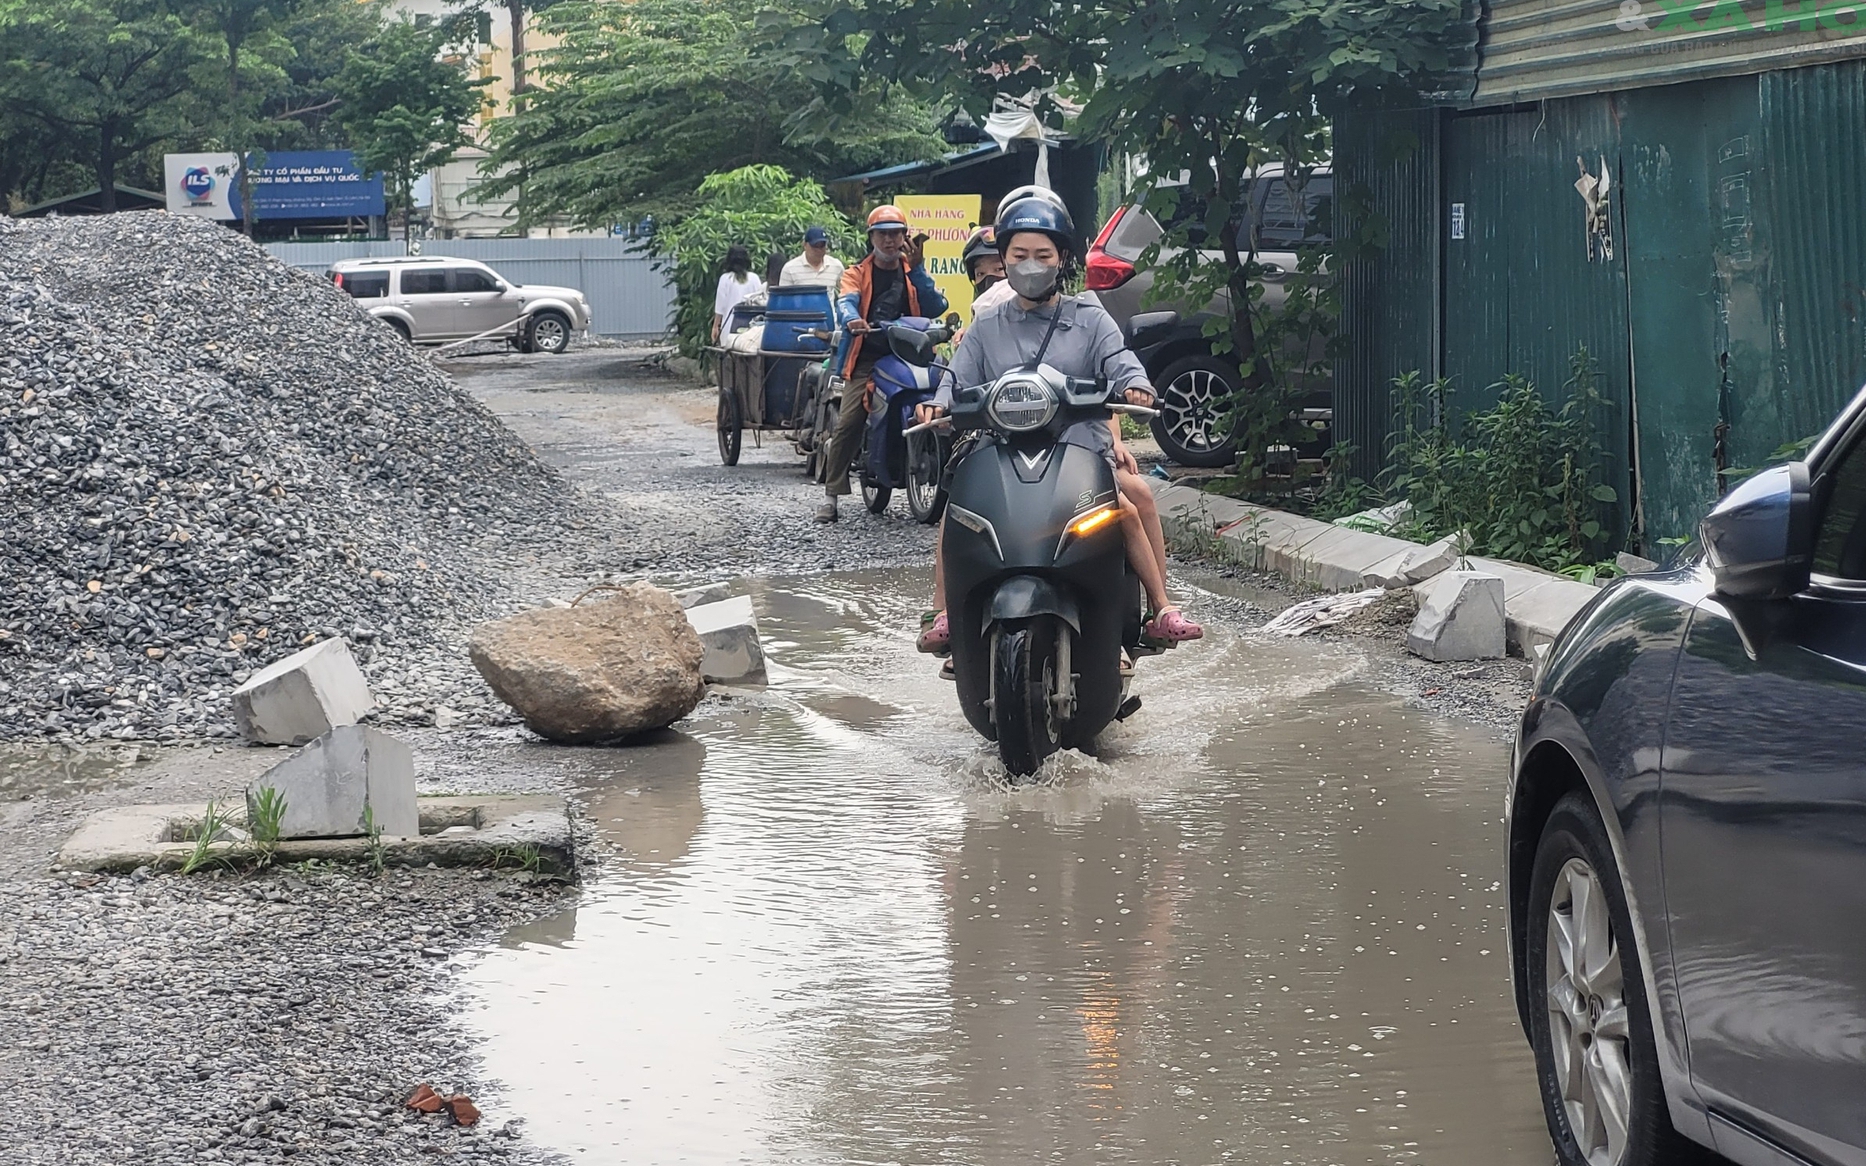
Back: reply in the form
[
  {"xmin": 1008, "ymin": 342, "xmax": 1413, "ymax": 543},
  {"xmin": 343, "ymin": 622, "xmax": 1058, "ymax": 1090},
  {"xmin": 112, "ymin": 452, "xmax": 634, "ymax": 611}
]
[
  {"xmin": 775, "ymin": 0, "xmax": 1464, "ymax": 476},
  {"xmin": 478, "ymin": 0, "xmax": 945, "ymax": 230},
  {"xmin": 251, "ymin": 0, "xmax": 390, "ymax": 151},
  {"xmin": 0, "ymin": 0, "xmax": 216, "ymax": 211},
  {"xmin": 652, "ymin": 164, "xmax": 852, "ymax": 357},
  {"xmin": 333, "ymin": 18, "xmax": 488, "ymax": 244},
  {"xmin": 187, "ymin": 0, "xmax": 308, "ymax": 232}
]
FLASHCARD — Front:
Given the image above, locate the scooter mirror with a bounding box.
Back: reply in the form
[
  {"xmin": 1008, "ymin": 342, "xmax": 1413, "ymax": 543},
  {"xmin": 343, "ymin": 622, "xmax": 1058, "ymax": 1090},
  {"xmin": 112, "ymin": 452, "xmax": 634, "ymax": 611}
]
[
  {"xmin": 888, "ymin": 325, "xmax": 939, "ymax": 367},
  {"xmin": 1127, "ymin": 311, "xmax": 1180, "ymax": 351}
]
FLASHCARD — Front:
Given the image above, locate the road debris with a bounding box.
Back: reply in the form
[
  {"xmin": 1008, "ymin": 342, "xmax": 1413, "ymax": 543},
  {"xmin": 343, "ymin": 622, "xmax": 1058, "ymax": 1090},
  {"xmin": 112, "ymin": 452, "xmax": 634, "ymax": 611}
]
[{"xmin": 1258, "ymin": 588, "xmax": 1388, "ymax": 636}]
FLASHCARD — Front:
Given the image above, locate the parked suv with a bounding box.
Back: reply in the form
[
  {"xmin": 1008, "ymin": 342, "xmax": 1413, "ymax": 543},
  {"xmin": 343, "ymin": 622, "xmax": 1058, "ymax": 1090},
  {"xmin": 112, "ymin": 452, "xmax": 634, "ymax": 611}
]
[
  {"xmin": 327, "ymin": 256, "xmax": 591, "ymax": 353},
  {"xmin": 1084, "ymin": 165, "xmax": 1332, "ymax": 467}
]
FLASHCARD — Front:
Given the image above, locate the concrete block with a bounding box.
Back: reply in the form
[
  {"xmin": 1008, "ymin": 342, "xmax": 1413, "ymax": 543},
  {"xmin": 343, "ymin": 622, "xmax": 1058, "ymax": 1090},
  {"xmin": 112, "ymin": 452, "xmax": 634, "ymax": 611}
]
[
  {"xmin": 684, "ymin": 595, "xmax": 767, "ymax": 688},
  {"xmin": 1505, "ymin": 578, "xmax": 1599, "ymax": 657},
  {"xmin": 1364, "ymin": 533, "xmax": 1464, "ymax": 590},
  {"xmin": 248, "ymin": 726, "xmax": 417, "ymax": 840},
  {"xmin": 57, "ymin": 795, "xmax": 573, "ymax": 875},
  {"xmin": 673, "ymin": 581, "xmax": 732, "ymax": 609},
  {"xmin": 1286, "ymin": 526, "xmax": 1421, "ymax": 592},
  {"xmin": 1615, "ymin": 552, "xmax": 1660, "ymax": 576},
  {"xmin": 1333, "ymin": 500, "xmax": 1412, "ymax": 534},
  {"xmin": 231, "ymin": 638, "xmax": 374, "ymax": 746},
  {"xmin": 1406, "ymin": 570, "xmax": 1507, "ymax": 662}
]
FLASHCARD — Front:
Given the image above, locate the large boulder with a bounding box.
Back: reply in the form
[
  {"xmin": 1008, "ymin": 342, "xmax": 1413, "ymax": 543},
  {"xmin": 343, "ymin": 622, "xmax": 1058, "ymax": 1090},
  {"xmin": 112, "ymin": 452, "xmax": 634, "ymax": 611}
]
[{"xmin": 469, "ymin": 585, "xmax": 706, "ymax": 743}]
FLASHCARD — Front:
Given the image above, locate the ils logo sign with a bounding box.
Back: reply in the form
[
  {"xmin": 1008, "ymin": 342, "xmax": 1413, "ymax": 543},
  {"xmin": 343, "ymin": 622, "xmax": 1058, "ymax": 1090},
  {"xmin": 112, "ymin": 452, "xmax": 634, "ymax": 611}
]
[{"xmin": 180, "ymin": 167, "xmax": 216, "ymax": 204}]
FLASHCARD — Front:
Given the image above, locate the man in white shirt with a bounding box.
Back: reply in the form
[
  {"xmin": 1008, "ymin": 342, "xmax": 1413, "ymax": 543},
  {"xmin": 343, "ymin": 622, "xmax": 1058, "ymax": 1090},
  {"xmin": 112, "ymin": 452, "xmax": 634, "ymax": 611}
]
[{"xmin": 778, "ymin": 226, "xmax": 845, "ymax": 288}]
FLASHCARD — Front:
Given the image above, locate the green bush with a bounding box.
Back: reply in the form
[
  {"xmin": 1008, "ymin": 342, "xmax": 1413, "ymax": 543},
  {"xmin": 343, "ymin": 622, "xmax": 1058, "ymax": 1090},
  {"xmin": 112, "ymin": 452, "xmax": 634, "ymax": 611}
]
[
  {"xmin": 649, "ymin": 165, "xmax": 854, "ymax": 357},
  {"xmin": 1382, "ymin": 348, "xmax": 1618, "ymax": 573}
]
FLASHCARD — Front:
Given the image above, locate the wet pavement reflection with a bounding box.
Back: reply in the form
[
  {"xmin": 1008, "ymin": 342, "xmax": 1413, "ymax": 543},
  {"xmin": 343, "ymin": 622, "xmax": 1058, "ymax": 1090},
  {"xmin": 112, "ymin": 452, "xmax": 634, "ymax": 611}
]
[{"xmin": 464, "ymin": 570, "xmax": 1551, "ymax": 1164}]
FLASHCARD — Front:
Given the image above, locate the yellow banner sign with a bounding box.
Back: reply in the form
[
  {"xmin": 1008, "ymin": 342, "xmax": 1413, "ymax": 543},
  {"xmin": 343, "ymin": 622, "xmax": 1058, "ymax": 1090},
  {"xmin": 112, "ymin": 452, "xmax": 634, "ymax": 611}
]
[{"xmin": 895, "ymin": 194, "xmax": 983, "ymax": 322}]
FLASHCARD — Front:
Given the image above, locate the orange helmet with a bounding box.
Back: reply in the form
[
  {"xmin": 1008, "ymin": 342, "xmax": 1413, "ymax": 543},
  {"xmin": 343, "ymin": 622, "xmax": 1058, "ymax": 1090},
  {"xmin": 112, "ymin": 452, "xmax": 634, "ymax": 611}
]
[{"xmin": 866, "ymin": 205, "xmax": 909, "ymax": 233}]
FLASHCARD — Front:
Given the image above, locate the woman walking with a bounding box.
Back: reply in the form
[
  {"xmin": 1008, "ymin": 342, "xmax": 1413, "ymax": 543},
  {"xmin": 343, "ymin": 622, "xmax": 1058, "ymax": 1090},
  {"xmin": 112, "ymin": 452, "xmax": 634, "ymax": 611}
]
[{"xmin": 711, "ymin": 245, "xmax": 765, "ymax": 344}]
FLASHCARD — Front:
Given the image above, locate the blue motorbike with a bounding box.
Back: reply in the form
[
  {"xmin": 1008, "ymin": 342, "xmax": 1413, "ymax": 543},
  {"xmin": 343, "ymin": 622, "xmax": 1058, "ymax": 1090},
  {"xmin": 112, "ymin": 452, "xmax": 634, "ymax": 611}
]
[{"xmin": 861, "ymin": 315, "xmax": 955, "ymax": 523}]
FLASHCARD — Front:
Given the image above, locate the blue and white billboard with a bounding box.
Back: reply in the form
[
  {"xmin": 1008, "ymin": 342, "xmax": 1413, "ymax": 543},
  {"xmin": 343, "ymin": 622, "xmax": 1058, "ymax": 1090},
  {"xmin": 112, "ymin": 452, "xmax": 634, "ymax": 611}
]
[
  {"xmin": 164, "ymin": 150, "xmax": 386, "ymax": 220},
  {"xmin": 244, "ymin": 150, "xmax": 385, "ymax": 218}
]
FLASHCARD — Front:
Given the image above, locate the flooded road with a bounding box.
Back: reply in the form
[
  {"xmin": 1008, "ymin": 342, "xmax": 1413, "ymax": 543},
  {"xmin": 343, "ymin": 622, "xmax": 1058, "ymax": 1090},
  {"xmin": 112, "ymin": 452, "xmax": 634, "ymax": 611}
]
[{"xmin": 464, "ymin": 570, "xmax": 1551, "ymax": 1165}]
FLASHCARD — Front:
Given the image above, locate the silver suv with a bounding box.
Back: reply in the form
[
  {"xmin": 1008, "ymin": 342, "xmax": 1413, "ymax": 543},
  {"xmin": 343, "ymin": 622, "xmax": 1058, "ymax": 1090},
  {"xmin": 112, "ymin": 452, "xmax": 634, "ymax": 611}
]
[
  {"xmin": 1085, "ymin": 164, "xmax": 1332, "ymax": 467},
  {"xmin": 327, "ymin": 256, "xmax": 591, "ymax": 353}
]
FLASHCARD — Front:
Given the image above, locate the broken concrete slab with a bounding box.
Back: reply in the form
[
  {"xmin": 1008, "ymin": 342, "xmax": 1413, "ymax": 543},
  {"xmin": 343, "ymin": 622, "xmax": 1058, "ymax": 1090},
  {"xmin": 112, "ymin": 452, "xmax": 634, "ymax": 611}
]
[
  {"xmin": 672, "ymin": 581, "xmax": 732, "ymax": 609},
  {"xmin": 231, "ymin": 638, "xmax": 374, "ymax": 746},
  {"xmin": 683, "ymin": 595, "xmax": 767, "ymax": 688},
  {"xmin": 1406, "ymin": 570, "xmax": 1507, "ymax": 662},
  {"xmin": 248, "ymin": 725, "xmax": 417, "ymax": 840},
  {"xmin": 1615, "ymin": 551, "xmax": 1660, "ymax": 575},
  {"xmin": 1503, "ymin": 578, "xmax": 1600, "ymax": 657},
  {"xmin": 1364, "ymin": 533, "xmax": 1465, "ymax": 590},
  {"xmin": 1282, "ymin": 526, "xmax": 1422, "ymax": 592},
  {"xmin": 57, "ymin": 795, "xmax": 573, "ymax": 875}
]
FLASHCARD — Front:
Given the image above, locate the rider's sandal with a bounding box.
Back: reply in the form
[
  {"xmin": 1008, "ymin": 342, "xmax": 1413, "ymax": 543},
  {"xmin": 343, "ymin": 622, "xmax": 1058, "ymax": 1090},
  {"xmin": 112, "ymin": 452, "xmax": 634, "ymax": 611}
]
[
  {"xmin": 917, "ymin": 610, "xmax": 951, "ymax": 656},
  {"xmin": 1143, "ymin": 606, "xmax": 1205, "ymax": 649}
]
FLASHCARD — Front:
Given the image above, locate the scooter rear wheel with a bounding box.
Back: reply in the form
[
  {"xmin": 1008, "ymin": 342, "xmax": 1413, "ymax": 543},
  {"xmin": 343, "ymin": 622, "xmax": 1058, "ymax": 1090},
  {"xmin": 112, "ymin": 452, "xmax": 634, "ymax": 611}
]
[
  {"xmin": 994, "ymin": 619, "xmax": 1062, "ymax": 778},
  {"xmin": 859, "ymin": 432, "xmax": 892, "ymax": 514}
]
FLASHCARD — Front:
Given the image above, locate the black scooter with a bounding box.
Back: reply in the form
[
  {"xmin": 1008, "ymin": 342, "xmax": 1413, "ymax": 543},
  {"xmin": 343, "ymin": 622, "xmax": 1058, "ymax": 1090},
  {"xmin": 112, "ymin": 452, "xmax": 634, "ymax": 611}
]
[{"xmin": 893, "ymin": 311, "xmax": 1182, "ymax": 777}]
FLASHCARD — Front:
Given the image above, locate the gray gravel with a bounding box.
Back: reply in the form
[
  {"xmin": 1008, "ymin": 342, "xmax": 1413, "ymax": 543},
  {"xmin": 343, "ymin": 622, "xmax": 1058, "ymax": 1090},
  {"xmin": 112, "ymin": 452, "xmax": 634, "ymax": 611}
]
[
  {"xmin": 0, "ymin": 214, "xmax": 595, "ymax": 745},
  {"xmin": 0, "ymin": 866, "xmax": 571, "ymax": 1166}
]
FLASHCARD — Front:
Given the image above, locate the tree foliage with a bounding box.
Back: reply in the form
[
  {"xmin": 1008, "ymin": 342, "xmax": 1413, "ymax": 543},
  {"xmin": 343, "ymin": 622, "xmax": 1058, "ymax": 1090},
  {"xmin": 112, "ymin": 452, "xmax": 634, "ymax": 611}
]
[
  {"xmin": 774, "ymin": 0, "xmax": 1465, "ymax": 474},
  {"xmin": 651, "ymin": 164, "xmax": 853, "ymax": 357},
  {"xmin": 0, "ymin": 0, "xmax": 216, "ymax": 209},
  {"xmin": 478, "ymin": 0, "xmax": 947, "ymax": 229},
  {"xmin": 334, "ymin": 18, "xmax": 488, "ymax": 242}
]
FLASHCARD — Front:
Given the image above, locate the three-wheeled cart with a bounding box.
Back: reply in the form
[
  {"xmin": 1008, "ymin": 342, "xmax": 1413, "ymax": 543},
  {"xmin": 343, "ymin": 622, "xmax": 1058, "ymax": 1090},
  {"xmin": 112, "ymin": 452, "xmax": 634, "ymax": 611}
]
[{"xmin": 708, "ymin": 286, "xmax": 839, "ymax": 471}]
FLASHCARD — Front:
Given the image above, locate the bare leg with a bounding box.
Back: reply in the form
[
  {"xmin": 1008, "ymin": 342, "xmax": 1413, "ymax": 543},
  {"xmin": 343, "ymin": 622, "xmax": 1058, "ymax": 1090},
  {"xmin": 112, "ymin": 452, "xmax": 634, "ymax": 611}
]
[
  {"xmin": 932, "ymin": 516, "xmax": 947, "ymax": 611},
  {"xmin": 1118, "ymin": 471, "xmax": 1173, "ymax": 610},
  {"xmin": 1119, "ymin": 497, "xmax": 1170, "ymax": 613}
]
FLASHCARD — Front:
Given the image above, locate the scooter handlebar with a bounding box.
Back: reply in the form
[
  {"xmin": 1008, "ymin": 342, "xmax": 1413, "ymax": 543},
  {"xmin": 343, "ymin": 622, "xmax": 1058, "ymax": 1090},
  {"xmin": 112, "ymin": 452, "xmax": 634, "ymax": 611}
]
[
  {"xmin": 903, "ymin": 418, "xmax": 953, "ymax": 436},
  {"xmin": 1108, "ymin": 403, "xmax": 1161, "ymax": 420}
]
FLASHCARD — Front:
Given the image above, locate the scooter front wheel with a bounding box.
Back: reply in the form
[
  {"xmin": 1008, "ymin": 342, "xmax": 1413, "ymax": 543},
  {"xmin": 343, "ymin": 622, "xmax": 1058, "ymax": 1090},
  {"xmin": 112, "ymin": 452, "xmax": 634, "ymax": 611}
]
[
  {"xmin": 905, "ymin": 430, "xmax": 947, "ymax": 524},
  {"xmin": 994, "ymin": 618, "xmax": 1062, "ymax": 779}
]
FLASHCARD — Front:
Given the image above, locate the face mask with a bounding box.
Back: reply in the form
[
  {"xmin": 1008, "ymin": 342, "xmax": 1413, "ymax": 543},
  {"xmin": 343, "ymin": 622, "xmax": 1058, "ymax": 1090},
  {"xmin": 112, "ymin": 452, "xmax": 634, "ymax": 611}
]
[
  {"xmin": 973, "ymin": 273, "xmax": 1004, "ymax": 296},
  {"xmin": 1007, "ymin": 258, "xmax": 1060, "ymax": 301}
]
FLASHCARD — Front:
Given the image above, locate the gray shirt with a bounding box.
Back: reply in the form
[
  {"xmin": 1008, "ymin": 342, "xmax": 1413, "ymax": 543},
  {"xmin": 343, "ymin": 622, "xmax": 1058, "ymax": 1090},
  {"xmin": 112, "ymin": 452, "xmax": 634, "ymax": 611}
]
[{"xmin": 935, "ymin": 295, "xmax": 1150, "ymax": 410}]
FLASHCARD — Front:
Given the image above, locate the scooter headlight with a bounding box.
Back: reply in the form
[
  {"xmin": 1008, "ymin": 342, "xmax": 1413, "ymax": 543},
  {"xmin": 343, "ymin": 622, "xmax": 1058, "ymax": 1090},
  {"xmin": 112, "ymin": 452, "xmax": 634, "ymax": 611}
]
[{"xmin": 987, "ymin": 376, "xmax": 1059, "ymax": 433}]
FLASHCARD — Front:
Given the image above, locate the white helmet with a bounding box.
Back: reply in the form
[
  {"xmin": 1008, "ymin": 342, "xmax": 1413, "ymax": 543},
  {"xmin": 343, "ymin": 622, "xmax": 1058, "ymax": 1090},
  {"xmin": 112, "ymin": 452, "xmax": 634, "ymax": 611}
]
[{"xmin": 995, "ymin": 185, "xmax": 1067, "ymax": 223}]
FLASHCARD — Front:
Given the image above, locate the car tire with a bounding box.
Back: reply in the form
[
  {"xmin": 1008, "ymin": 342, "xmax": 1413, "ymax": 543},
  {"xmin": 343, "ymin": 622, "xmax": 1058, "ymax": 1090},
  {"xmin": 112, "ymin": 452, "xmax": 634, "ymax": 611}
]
[
  {"xmin": 385, "ymin": 317, "xmax": 412, "ymax": 343},
  {"xmin": 1526, "ymin": 793, "xmax": 1699, "ymax": 1166},
  {"xmin": 1149, "ymin": 354, "xmax": 1241, "ymax": 468},
  {"xmin": 527, "ymin": 311, "xmax": 571, "ymax": 355}
]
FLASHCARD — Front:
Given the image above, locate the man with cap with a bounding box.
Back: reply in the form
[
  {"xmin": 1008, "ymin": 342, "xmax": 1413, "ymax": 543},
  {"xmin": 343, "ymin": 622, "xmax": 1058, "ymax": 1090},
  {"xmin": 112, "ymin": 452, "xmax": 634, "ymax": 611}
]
[
  {"xmin": 779, "ymin": 226, "xmax": 845, "ymax": 289},
  {"xmin": 815, "ymin": 205, "xmax": 948, "ymax": 523}
]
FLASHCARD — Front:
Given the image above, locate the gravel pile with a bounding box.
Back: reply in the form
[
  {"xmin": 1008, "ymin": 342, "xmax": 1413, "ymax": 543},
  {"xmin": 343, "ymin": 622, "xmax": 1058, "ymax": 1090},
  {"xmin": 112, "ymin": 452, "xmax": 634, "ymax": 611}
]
[
  {"xmin": 0, "ymin": 214, "xmax": 578, "ymax": 743},
  {"xmin": 0, "ymin": 866, "xmax": 569, "ymax": 1166}
]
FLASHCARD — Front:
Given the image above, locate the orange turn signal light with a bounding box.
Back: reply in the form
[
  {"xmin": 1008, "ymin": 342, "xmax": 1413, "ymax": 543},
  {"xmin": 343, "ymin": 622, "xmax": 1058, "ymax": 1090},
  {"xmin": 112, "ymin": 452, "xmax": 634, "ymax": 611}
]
[{"xmin": 1067, "ymin": 506, "xmax": 1119, "ymax": 538}]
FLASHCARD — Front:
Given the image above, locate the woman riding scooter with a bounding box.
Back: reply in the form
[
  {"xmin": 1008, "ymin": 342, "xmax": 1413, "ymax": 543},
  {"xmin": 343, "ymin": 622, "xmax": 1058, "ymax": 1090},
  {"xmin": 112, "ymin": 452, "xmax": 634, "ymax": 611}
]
[{"xmin": 914, "ymin": 197, "xmax": 1204, "ymax": 655}]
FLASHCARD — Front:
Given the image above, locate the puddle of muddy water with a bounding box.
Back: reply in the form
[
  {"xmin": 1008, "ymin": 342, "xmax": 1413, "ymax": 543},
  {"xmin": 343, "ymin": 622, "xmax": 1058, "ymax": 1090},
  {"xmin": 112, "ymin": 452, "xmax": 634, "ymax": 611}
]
[
  {"xmin": 0, "ymin": 742, "xmax": 149, "ymax": 800},
  {"xmin": 464, "ymin": 571, "xmax": 1552, "ymax": 1165}
]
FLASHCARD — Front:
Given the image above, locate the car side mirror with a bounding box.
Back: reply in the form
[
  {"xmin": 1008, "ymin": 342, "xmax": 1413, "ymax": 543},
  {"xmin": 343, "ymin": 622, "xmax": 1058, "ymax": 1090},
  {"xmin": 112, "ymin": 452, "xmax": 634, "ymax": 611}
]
[
  {"xmin": 1701, "ymin": 462, "xmax": 1815, "ymax": 599},
  {"xmin": 1127, "ymin": 311, "xmax": 1179, "ymax": 351},
  {"xmin": 888, "ymin": 325, "xmax": 938, "ymax": 367},
  {"xmin": 494, "ymin": 280, "xmax": 509, "ymax": 292}
]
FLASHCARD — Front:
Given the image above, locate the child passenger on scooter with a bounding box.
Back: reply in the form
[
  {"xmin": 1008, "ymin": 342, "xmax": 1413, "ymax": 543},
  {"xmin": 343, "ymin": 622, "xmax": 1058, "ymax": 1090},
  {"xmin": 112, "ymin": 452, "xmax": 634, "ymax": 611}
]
[{"xmin": 911, "ymin": 196, "xmax": 1204, "ymax": 655}]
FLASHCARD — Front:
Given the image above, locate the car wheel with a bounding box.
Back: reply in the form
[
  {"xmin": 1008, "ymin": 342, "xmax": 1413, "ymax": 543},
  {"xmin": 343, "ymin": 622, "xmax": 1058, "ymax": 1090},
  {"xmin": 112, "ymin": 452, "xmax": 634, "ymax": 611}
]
[
  {"xmin": 385, "ymin": 317, "xmax": 412, "ymax": 343},
  {"xmin": 527, "ymin": 311, "xmax": 571, "ymax": 355},
  {"xmin": 1527, "ymin": 793, "xmax": 1697, "ymax": 1166},
  {"xmin": 1149, "ymin": 354, "xmax": 1241, "ymax": 468}
]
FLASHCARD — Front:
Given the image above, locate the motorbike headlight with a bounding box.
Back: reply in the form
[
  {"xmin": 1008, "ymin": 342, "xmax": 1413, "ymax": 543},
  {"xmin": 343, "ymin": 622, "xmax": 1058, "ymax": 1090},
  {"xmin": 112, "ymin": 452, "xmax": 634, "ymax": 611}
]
[{"xmin": 987, "ymin": 376, "xmax": 1058, "ymax": 433}]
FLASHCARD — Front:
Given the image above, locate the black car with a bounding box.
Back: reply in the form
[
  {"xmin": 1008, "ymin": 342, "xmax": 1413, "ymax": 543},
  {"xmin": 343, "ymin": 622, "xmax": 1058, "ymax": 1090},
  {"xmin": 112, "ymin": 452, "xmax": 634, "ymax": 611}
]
[{"xmin": 1508, "ymin": 388, "xmax": 1866, "ymax": 1166}]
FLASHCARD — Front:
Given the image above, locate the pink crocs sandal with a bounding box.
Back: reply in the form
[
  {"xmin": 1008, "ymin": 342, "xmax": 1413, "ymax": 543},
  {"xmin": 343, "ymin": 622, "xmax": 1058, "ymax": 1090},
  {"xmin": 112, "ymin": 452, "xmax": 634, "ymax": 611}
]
[
  {"xmin": 917, "ymin": 610, "xmax": 951, "ymax": 655},
  {"xmin": 1144, "ymin": 607, "xmax": 1204, "ymax": 646}
]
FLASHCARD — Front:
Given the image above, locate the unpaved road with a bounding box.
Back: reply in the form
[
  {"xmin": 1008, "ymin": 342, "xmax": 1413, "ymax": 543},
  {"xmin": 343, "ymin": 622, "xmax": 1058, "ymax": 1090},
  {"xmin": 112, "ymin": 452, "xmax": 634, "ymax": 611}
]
[
  {"xmin": 0, "ymin": 347, "xmax": 1575, "ymax": 1166},
  {"xmin": 443, "ymin": 350, "xmax": 1561, "ymax": 1164}
]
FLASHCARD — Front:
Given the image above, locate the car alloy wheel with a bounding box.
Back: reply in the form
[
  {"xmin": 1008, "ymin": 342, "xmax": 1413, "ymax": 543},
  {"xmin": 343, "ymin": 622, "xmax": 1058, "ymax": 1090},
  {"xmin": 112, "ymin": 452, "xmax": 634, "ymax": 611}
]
[
  {"xmin": 529, "ymin": 312, "xmax": 569, "ymax": 354},
  {"xmin": 1546, "ymin": 857, "xmax": 1632, "ymax": 1166},
  {"xmin": 1148, "ymin": 355, "xmax": 1242, "ymax": 467}
]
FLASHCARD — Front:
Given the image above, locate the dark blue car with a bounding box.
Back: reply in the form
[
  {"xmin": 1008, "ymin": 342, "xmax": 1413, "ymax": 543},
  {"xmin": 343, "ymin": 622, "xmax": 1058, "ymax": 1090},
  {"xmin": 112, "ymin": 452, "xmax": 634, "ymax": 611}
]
[{"xmin": 1509, "ymin": 389, "xmax": 1866, "ymax": 1166}]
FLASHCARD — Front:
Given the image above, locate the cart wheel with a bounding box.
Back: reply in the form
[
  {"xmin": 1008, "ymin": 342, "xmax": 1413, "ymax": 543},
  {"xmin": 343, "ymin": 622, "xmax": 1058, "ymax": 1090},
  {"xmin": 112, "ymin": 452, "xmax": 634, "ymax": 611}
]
[{"xmin": 717, "ymin": 389, "xmax": 742, "ymax": 466}]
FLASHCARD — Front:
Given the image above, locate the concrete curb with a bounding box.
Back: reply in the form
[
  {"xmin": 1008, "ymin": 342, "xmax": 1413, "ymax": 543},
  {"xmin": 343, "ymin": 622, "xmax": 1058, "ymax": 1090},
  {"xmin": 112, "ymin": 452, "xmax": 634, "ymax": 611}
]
[
  {"xmin": 1151, "ymin": 479, "xmax": 1598, "ymax": 656},
  {"xmin": 56, "ymin": 795, "xmax": 574, "ymax": 876}
]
